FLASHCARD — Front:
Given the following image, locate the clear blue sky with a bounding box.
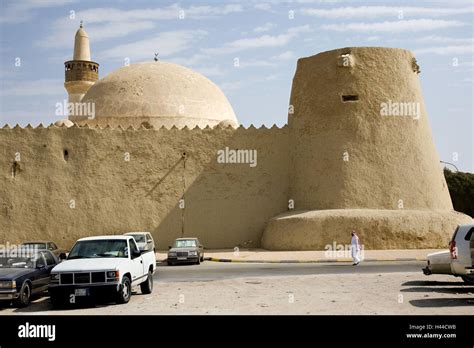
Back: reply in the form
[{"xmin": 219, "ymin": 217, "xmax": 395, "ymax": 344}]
[{"xmin": 0, "ymin": 0, "xmax": 472, "ymax": 172}]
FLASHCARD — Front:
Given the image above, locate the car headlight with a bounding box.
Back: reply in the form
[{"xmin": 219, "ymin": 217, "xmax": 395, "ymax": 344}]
[
  {"xmin": 107, "ymin": 271, "xmax": 119, "ymax": 278},
  {"xmin": 168, "ymin": 252, "xmax": 177, "ymax": 257},
  {"xmin": 188, "ymin": 251, "xmax": 197, "ymax": 256},
  {"xmin": 50, "ymin": 274, "xmax": 60, "ymax": 282},
  {"xmin": 0, "ymin": 280, "xmax": 16, "ymax": 289}
]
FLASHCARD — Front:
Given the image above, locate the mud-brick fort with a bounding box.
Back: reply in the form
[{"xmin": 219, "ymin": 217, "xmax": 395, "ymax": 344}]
[{"xmin": 0, "ymin": 25, "xmax": 471, "ymax": 250}]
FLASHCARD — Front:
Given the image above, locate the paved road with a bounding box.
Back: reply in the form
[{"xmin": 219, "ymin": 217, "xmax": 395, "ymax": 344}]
[
  {"xmin": 155, "ymin": 261, "xmax": 425, "ymax": 282},
  {"xmin": 2, "ymin": 261, "xmax": 471, "ymax": 315}
]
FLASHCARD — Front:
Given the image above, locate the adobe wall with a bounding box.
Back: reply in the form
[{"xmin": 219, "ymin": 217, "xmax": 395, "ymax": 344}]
[
  {"xmin": 0, "ymin": 125, "xmax": 290, "ymax": 250},
  {"xmin": 261, "ymin": 46, "xmax": 472, "ymax": 250},
  {"xmin": 288, "ymin": 47, "xmax": 453, "ymax": 211}
]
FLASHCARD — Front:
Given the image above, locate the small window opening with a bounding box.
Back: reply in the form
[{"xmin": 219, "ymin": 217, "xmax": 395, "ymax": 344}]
[
  {"xmin": 63, "ymin": 149, "xmax": 69, "ymax": 161},
  {"xmin": 11, "ymin": 161, "xmax": 20, "ymax": 178},
  {"xmin": 342, "ymin": 95, "xmax": 359, "ymax": 102}
]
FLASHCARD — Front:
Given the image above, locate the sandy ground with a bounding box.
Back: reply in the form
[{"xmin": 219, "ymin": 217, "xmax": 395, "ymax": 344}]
[{"xmin": 3, "ymin": 272, "xmax": 473, "ymax": 315}]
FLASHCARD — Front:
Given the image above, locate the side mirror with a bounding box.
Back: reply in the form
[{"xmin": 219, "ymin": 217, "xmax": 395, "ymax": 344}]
[
  {"xmin": 37, "ymin": 263, "xmax": 45, "ymax": 269},
  {"xmin": 59, "ymin": 253, "xmax": 67, "ymax": 260},
  {"xmin": 147, "ymin": 240, "xmax": 152, "ymax": 244},
  {"xmin": 132, "ymin": 250, "xmax": 141, "ymax": 258},
  {"xmin": 168, "ymin": 246, "xmax": 172, "ymax": 250}
]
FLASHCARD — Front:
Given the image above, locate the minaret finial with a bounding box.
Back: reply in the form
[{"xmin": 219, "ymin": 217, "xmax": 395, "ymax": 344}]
[
  {"xmin": 154, "ymin": 52, "xmax": 159, "ymax": 62},
  {"xmin": 80, "ymin": 20, "xmax": 83, "ymax": 28}
]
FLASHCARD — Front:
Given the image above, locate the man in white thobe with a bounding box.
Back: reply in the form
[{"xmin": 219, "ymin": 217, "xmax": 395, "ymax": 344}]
[{"xmin": 351, "ymin": 231, "xmax": 361, "ymax": 265}]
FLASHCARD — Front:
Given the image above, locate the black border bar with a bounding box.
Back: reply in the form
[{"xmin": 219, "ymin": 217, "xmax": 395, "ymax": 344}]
[{"xmin": 0, "ymin": 315, "xmax": 472, "ymax": 346}]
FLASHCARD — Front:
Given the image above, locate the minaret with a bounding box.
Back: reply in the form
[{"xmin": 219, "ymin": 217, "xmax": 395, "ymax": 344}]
[{"xmin": 64, "ymin": 22, "xmax": 99, "ymax": 117}]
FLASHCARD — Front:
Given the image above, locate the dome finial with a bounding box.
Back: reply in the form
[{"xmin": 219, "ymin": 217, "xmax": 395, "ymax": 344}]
[
  {"xmin": 80, "ymin": 20, "xmax": 83, "ymax": 28},
  {"xmin": 154, "ymin": 52, "xmax": 159, "ymax": 62}
]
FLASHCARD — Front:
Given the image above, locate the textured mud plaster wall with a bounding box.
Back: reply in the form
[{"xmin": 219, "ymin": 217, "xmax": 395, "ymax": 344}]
[
  {"xmin": 288, "ymin": 47, "xmax": 453, "ymax": 211},
  {"xmin": 261, "ymin": 47, "xmax": 472, "ymax": 250},
  {"xmin": 262, "ymin": 209, "xmax": 473, "ymax": 250},
  {"xmin": 0, "ymin": 126, "xmax": 290, "ymax": 250}
]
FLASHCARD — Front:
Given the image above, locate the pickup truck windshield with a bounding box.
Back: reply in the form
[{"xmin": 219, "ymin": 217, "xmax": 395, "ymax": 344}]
[
  {"xmin": 68, "ymin": 240, "xmax": 128, "ymax": 259},
  {"xmin": 174, "ymin": 240, "xmax": 197, "ymax": 248}
]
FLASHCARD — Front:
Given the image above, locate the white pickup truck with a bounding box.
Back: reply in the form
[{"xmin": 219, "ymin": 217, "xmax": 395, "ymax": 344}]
[{"xmin": 49, "ymin": 235, "xmax": 156, "ymax": 307}]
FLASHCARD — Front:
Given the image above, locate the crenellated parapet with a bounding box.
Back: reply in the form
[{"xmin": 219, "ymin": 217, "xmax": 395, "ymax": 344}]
[{"xmin": 0, "ymin": 122, "xmax": 287, "ymax": 132}]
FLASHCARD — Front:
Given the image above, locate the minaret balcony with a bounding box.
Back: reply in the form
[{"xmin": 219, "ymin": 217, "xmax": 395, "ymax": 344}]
[{"xmin": 65, "ymin": 60, "xmax": 99, "ymax": 82}]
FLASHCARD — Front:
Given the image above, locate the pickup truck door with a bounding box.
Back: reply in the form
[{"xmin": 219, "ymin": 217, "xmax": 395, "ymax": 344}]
[{"xmin": 129, "ymin": 239, "xmax": 145, "ymax": 285}]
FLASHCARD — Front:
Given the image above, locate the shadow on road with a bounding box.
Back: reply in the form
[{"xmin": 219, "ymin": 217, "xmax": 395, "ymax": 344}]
[
  {"xmin": 409, "ymin": 298, "xmax": 474, "ymax": 308},
  {"xmin": 401, "ymin": 287, "xmax": 473, "ymax": 294},
  {"xmin": 402, "ymin": 280, "xmax": 467, "ymax": 286},
  {"xmin": 11, "ymin": 290, "xmax": 149, "ymax": 313},
  {"xmin": 402, "ymin": 279, "xmax": 474, "ymax": 308},
  {"xmin": 0, "ymin": 293, "xmax": 49, "ymax": 312}
]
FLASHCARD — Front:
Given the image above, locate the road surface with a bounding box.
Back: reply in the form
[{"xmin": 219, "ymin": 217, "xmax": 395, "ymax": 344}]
[
  {"xmin": 155, "ymin": 260, "xmax": 423, "ymax": 282},
  {"xmin": 1, "ymin": 261, "xmax": 472, "ymax": 315}
]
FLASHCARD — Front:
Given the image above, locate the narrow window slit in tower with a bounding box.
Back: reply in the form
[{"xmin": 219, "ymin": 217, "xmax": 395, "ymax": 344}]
[
  {"xmin": 342, "ymin": 95, "xmax": 359, "ymax": 102},
  {"xmin": 11, "ymin": 161, "xmax": 19, "ymax": 178},
  {"xmin": 63, "ymin": 149, "xmax": 69, "ymax": 161}
]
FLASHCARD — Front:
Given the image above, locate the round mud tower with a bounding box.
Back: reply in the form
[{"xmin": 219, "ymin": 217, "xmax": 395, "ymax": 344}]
[
  {"xmin": 288, "ymin": 47, "xmax": 452, "ymax": 211},
  {"xmin": 262, "ymin": 47, "xmax": 472, "ymax": 250}
]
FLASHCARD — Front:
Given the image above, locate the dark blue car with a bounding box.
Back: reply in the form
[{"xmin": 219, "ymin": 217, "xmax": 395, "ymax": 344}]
[{"xmin": 0, "ymin": 250, "xmax": 59, "ymax": 307}]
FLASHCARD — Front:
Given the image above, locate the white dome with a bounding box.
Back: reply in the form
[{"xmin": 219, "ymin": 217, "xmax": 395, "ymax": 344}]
[{"xmin": 75, "ymin": 61, "xmax": 238, "ymax": 129}]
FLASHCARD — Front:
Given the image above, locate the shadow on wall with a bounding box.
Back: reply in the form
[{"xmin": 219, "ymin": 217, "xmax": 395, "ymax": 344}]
[{"xmin": 149, "ymin": 126, "xmax": 291, "ymax": 250}]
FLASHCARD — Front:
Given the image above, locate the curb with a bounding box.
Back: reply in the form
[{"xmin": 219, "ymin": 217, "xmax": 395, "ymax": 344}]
[{"xmin": 205, "ymin": 257, "xmax": 426, "ymax": 264}]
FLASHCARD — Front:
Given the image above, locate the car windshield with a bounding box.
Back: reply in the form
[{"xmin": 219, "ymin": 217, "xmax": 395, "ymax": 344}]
[
  {"xmin": 22, "ymin": 242, "xmax": 47, "ymax": 250},
  {"xmin": 68, "ymin": 240, "xmax": 128, "ymax": 259},
  {"xmin": 0, "ymin": 256, "xmax": 36, "ymax": 268},
  {"xmin": 174, "ymin": 240, "xmax": 197, "ymax": 248},
  {"xmin": 129, "ymin": 234, "xmax": 145, "ymax": 243}
]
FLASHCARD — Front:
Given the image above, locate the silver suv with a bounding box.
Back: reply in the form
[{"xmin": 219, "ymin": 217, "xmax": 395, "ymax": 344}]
[{"xmin": 449, "ymin": 224, "xmax": 474, "ymax": 284}]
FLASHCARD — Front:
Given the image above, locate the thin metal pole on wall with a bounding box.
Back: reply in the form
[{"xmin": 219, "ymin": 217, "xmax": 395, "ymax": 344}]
[{"xmin": 181, "ymin": 152, "xmax": 186, "ymax": 238}]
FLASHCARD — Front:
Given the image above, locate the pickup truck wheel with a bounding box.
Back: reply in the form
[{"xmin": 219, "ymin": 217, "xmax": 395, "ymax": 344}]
[
  {"xmin": 140, "ymin": 271, "xmax": 153, "ymax": 294},
  {"xmin": 461, "ymin": 275, "xmax": 474, "ymax": 284},
  {"xmin": 200, "ymin": 254, "xmax": 204, "ymax": 262},
  {"xmin": 167, "ymin": 261, "xmax": 173, "ymax": 266},
  {"xmin": 116, "ymin": 276, "xmax": 131, "ymax": 304},
  {"xmin": 14, "ymin": 281, "xmax": 31, "ymax": 307}
]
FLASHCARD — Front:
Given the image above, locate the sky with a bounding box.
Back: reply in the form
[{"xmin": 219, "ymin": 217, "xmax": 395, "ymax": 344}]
[{"xmin": 0, "ymin": 0, "xmax": 473, "ymax": 172}]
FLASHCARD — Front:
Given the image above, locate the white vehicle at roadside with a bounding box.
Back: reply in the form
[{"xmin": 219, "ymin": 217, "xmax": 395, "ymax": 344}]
[
  {"xmin": 422, "ymin": 250, "xmax": 452, "ymax": 276},
  {"xmin": 123, "ymin": 232, "xmax": 155, "ymax": 252},
  {"xmin": 449, "ymin": 224, "xmax": 474, "ymax": 284},
  {"xmin": 49, "ymin": 235, "xmax": 156, "ymax": 307},
  {"xmin": 423, "ymin": 224, "xmax": 474, "ymax": 284}
]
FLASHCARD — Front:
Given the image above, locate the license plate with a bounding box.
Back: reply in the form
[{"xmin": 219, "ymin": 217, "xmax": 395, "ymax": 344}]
[
  {"xmin": 74, "ymin": 288, "xmax": 88, "ymax": 296},
  {"xmin": 177, "ymin": 257, "xmax": 187, "ymax": 260}
]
